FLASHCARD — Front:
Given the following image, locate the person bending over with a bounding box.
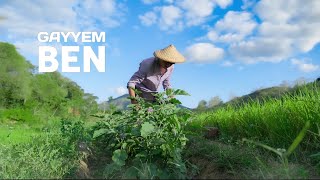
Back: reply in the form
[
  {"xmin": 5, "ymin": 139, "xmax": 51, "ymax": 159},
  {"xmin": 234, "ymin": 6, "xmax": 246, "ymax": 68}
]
[{"xmin": 127, "ymin": 44, "xmax": 185, "ymax": 104}]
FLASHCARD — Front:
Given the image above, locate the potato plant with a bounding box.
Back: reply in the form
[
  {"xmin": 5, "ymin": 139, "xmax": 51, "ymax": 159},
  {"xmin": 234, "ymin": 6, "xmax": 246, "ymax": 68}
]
[{"xmin": 92, "ymin": 89, "xmax": 192, "ymax": 178}]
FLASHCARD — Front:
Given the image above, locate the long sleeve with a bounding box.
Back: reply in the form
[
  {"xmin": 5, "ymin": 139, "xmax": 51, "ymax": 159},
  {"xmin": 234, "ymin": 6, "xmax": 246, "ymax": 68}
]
[
  {"xmin": 162, "ymin": 65, "xmax": 174, "ymax": 90},
  {"xmin": 127, "ymin": 62, "xmax": 146, "ymax": 89}
]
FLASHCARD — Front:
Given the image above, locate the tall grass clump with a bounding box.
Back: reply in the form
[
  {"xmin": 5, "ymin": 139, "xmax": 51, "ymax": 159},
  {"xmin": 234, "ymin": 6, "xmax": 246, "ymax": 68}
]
[
  {"xmin": 0, "ymin": 119, "xmax": 90, "ymax": 179},
  {"xmin": 191, "ymin": 83, "xmax": 320, "ymax": 153}
]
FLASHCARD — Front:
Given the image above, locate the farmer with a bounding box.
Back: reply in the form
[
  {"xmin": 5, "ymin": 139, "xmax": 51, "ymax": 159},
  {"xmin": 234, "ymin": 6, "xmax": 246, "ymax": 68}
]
[{"xmin": 127, "ymin": 44, "xmax": 185, "ymax": 104}]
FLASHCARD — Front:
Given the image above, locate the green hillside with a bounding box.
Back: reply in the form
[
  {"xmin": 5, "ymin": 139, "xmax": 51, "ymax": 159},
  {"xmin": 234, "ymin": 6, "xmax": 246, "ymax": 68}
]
[
  {"xmin": 99, "ymin": 94, "xmax": 131, "ymax": 111},
  {"xmin": 198, "ymin": 79, "xmax": 320, "ymax": 112}
]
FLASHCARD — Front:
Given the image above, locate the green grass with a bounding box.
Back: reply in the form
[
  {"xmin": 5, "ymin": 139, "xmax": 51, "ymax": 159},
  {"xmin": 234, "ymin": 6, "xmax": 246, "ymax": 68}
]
[
  {"xmin": 0, "ymin": 118, "xmax": 88, "ymax": 179},
  {"xmin": 0, "ymin": 83, "xmax": 319, "ymax": 178},
  {"xmin": 0, "ymin": 117, "xmax": 61, "ymax": 145},
  {"xmin": 189, "ymin": 83, "xmax": 320, "ymax": 152},
  {"xmin": 0, "ymin": 124, "xmax": 40, "ymax": 145},
  {"xmin": 0, "ymin": 133, "xmax": 79, "ymax": 179},
  {"xmin": 183, "ymin": 135, "xmax": 315, "ymax": 179}
]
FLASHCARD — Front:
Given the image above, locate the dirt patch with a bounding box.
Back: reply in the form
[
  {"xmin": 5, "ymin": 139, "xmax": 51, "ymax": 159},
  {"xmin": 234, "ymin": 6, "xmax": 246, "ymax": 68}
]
[{"xmin": 188, "ymin": 156, "xmax": 237, "ymax": 179}]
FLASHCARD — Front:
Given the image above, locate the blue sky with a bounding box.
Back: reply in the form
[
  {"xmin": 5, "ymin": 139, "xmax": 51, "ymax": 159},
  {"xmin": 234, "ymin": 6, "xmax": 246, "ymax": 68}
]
[{"xmin": 0, "ymin": 0, "xmax": 319, "ymax": 108}]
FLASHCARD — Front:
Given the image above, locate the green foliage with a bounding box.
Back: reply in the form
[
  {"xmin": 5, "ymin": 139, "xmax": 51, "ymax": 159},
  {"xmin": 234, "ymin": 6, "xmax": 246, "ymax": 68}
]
[
  {"xmin": 112, "ymin": 149, "xmax": 128, "ymax": 166},
  {"xmin": 208, "ymin": 96, "xmax": 223, "ymax": 108},
  {"xmin": 0, "ymin": 42, "xmax": 33, "ymax": 107},
  {"xmin": 1, "ymin": 108, "xmax": 35, "ymax": 123},
  {"xmin": 0, "ymin": 42, "xmax": 99, "ymax": 122},
  {"xmin": 243, "ymin": 121, "xmax": 310, "ymax": 171},
  {"xmin": 60, "ymin": 119, "xmax": 91, "ymax": 155},
  {"xmin": 0, "ymin": 133, "xmax": 80, "ymax": 179},
  {"xmin": 0, "ymin": 118, "xmax": 91, "ymax": 179},
  {"xmin": 92, "ymin": 89, "xmax": 192, "ymax": 178},
  {"xmin": 191, "ymin": 83, "xmax": 320, "ymax": 154},
  {"xmin": 140, "ymin": 122, "xmax": 155, "ymax": 137},
  {"xmin": 196, "ymin": 100, "xmax": 207, "ymax": 110}
]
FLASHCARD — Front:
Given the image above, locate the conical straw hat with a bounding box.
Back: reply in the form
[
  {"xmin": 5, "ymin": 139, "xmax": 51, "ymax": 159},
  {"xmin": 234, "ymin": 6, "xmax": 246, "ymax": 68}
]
[{"xmin": 153, "ymin": 44, "xmax": 185, "ymax": 63}]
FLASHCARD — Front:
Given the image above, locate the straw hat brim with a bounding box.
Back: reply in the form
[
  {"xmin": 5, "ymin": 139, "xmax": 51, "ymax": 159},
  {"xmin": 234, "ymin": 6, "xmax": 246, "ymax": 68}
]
[{"xmin": 153, "ymin": 44, "xmax": 185, "ymax": 63}]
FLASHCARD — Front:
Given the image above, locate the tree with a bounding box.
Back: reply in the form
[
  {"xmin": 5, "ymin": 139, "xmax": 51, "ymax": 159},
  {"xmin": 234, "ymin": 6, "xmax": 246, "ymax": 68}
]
[
  {"xmin": 29, "ymin": 72, "xmax": 68, "ymax": 116},
  {"xmin": 82, "ymin": 93, "xmax": 99, "ymax": 116},
  {"xmin": 0, "ymin": 42, "xmax": 33, "ymax": 107},
  {"xmin": 107, "ymin": 96, "xmax": 117, "ymax": 113},
  {"xmin": 197, "ymin": 100, "xmax": 207, "ymax": 110},
  {"xmin": 208, "ymin": 96, "xmax": 223, "ymax": 108}
]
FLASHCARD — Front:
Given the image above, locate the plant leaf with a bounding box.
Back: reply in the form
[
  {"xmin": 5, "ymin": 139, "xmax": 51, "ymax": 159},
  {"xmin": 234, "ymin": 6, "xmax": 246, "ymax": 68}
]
[
  {"xmin": 165, "ymin": 88, "xmax": 174, "ymax": 96},
  {"xmin": 93, "ymin": 128, "xmax": 108, "ymax": 138},
  {"xmin": 169, "ymin": 98, "xmax": 181, "ymax": 105},
  {"xmin": 140, "ymin": 122, "xmax": 155, "ymax": 138},
  {"xmin": 174, "ymin": 89, "xmax": 190, "ymax": 96},
  {"xmin": 112, "ymin": 149, "xmax": 128, "ymax": 166},
  {"xmin": 243, "ymin": 138, "xmax": 283, "ymax": 157},
  {"xmin": 284, "ymin": 120, "xmax": 310, "ymax": 157}
]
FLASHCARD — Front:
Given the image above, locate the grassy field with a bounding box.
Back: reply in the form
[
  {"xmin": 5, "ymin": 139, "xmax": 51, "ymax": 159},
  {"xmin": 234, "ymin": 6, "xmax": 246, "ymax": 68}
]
[
  {"xmin": 0, "ymin": 125, "xmax": 39, "ymax": 145},
  {"xmin": 186, "ymin": 83, "xmax": 320, "ymax": 178},
  {"xmin": 189, "ymin": 84, "xmax": 320, "ymax": 150},
  {"xmin": 0, "ymin": 83, "xmax": 319, "ymax": 179}
]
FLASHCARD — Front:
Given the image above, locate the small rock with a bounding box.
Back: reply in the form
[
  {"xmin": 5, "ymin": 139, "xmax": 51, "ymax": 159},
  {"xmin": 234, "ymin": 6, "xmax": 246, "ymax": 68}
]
[{"xmin": 204, "ymin": 127, "xmax": 220, "ymax": 139}]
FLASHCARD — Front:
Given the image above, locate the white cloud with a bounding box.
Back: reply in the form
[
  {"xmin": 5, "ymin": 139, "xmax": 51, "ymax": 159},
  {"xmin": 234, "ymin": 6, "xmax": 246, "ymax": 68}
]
[
  {"xmin": 205, "ymin": 0, "xmax": 320, "ymax": 64},
  {"xmin": 0, "ymin": 0, "xmax": 78, "ymax": 40},
  {"xmin": 178, "ymin": 0, "xmax": 215, "ymax": 26},
  {"xmin": 291, "ymin": 59, "xmax": 319, "ymax": 73},
  {"xmin": 0, "ymin": 0, "xmax": 126, "ymax": 56},
  {"xmin": 158, "ymin": 5, "xmax": 184, "ymax": 31},
  {"xmin": 208, "ymin": 11, "xmax": 257, "ymax": 43},
  {"xmin": 139, "ymin": 12, "xmax": 158, "ymax": 26},
  {"xmin": 241, "ymin": 0, "xmax": 255, "ymax": 10},
  {"xmin": 139, "ymin": 0, "xmax": 234, "ymax": 31},
  {"xmin": 75, "ymin": 0, "xmax": 126, "ymax": 30},
  {"xmin": 115, "ymin": 86, "xmax": 127, "ymax": 96},
  {"xmin": 215, "ymin": 0, "xmax": 233, "ymax": 9},
  {"xmin": 229, "ymin": 37, "xmax": 293, "ymax": 64},
  {"xmin": 254, "ymin": 0, "xmax": 320, "ymax": 53},
  {"xmin": 185, "ymin": 43, "xmax": 224, "ymax": 63}
]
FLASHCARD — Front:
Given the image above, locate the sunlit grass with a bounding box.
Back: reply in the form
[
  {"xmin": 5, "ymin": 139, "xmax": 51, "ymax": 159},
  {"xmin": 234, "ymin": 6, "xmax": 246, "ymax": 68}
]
[
  {"xmin": 0, "ymin": 124, "xmax": 40, "ymax": 145},
  {"xmin": 190, "ymin": 83, "xmax": 320, "ymax": 152},
  {"xmin": 0, "ymin": 117, "xmax": 61, "ymax": 145}
]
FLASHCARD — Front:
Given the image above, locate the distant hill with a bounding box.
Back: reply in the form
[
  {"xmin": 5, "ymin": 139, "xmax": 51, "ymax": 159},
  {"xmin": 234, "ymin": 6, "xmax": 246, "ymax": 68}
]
[
  {"xmin": 199, "ymin": 78, "xmax": 320, "ymax": 112},
  {"xmin": 226, "ymin": 86, "xmax": 290, "ymax": 107},
  {"xmin": 99, "ymin": 94, "xmax": 131, "ymax": 111},
  {"xmin": 99, "ymin": 94, "xmax": 190, "ymax": 110}
]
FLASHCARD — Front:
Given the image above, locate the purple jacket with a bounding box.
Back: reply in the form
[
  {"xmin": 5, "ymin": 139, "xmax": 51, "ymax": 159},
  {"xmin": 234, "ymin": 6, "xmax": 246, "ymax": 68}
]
[{"xmin": 127, "ymin": 57, "xmax": 174, "ymax": 96}]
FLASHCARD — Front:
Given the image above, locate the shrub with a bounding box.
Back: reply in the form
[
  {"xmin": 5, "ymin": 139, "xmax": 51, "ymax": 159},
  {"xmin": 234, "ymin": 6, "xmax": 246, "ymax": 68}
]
[{"xmin": 92, "ymin": 89, "xmax": 192, "ymax": 178}]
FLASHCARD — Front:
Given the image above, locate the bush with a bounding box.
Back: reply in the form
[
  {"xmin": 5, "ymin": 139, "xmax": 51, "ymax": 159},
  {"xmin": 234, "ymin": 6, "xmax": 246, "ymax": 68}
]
[{"xmin": 92, "ymin": 89, "xmax": 192, "ymax": 179}]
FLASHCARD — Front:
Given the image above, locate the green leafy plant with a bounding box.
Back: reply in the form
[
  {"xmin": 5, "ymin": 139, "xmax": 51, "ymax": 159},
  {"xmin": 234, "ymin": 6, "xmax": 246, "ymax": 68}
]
[{"xmin": 92, "ymin": 89, "xmax": 191, "ymax": 178}]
